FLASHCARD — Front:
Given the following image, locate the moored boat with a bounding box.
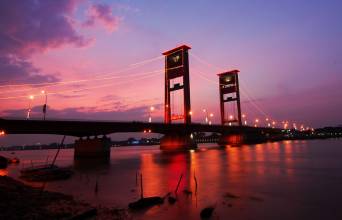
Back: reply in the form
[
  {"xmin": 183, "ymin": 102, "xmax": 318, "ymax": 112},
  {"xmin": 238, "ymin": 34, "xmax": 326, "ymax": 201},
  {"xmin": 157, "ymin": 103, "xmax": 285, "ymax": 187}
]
[{"xmin": 20, "ymin": 164, "xmax": 73, "ymax": 182}]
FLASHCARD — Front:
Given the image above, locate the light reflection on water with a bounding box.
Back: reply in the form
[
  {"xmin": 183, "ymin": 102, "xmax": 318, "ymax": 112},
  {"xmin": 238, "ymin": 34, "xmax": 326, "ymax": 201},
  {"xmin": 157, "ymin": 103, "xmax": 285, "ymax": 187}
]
[{"xmin": 2, "ymin": 139, "xmax": 342, "ymax": 220}]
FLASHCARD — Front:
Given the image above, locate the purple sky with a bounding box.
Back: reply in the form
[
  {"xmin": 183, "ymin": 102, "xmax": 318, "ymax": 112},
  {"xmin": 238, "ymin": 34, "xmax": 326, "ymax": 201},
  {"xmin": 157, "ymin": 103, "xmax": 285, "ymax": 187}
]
[{"xmin": 0, "ymin": 0, "xmax": 342, "ymax": 146}]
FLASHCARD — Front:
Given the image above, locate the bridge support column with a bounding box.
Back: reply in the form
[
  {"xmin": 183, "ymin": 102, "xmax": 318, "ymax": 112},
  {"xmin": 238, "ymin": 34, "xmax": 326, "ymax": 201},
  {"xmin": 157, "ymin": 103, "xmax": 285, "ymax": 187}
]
[
  {"xmin": 160, "ymin": 133, "xmax": 197, "ymax": 151},
  {"xmin": 74, "ymin": 136, "xmax": 111, "ymax": 160},
  {"xmin": 218, "ymin": 132, "xmax": 268, "ymax": 146},
  {"xmin": 218, "ymin": 133, "xmax": 245, "ymax": 146}
]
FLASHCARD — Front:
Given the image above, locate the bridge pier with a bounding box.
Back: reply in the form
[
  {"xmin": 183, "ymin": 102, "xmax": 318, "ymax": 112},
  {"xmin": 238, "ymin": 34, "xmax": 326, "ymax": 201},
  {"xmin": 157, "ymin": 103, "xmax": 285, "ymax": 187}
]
[
  {"xmin": 160, "ymin": 133, "xmax": 197, "ymax": 151},
  {"xmin": 74, "ymin": 136, "xmax": 111, "ymax": 160},
  {"xmin": 218, "ymin": 132, "xmax": 268, "ymax": 146}
]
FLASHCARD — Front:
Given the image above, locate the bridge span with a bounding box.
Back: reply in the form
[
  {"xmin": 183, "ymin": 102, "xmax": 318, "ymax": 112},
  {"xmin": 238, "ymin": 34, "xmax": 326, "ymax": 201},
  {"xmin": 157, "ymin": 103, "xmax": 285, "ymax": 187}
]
[
  {"xmin": 0, "ymin": 118, "xmax": 279, "ymax": 137},
  {"xmin": 0, "ymin": 118, "xmax": 282, "ymax": 159}
]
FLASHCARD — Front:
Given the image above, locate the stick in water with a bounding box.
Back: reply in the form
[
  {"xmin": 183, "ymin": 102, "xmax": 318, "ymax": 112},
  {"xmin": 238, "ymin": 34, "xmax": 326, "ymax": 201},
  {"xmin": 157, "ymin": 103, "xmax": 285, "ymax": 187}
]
[
  {"xmin": 194, "ymin": 170, "xmax": 198, "ymax": 196},
  {"xmin": 140, "ymin": 173, "xmax": 143, "ymax": 199},
  {"xmin": 175, "ymin": 173, "xmax": 183, "ymax": 195},
  {"xmin": 51, "ymin": 135, "xmax": 66, "ymax": 167}
]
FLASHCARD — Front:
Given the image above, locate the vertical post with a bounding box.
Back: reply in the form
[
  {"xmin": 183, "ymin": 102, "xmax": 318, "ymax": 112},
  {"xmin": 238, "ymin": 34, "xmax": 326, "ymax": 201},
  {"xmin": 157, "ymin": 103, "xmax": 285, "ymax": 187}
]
[
  {"xmin": 183, "ymin": 49, "xmax": 191, "ymax": 124},
  {"xmin": 164, "ymin": 56, "xmax": 171, "ymax": 124},
  {"xmin": 236, "ymin": 74, "xmax": 242, "ymax": 126},
  {"xmin": 219, "ymin": 83, "xmax": 225, "ymax": 125}
]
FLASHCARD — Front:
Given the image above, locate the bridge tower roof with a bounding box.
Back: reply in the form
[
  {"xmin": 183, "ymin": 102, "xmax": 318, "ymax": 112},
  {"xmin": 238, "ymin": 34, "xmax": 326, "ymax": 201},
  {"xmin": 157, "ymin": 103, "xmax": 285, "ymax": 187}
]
[
  {"xmin": 162, "ymin": 45, "xmax": 191, "ymax": 55},
  {"xmin": 217, "ymin": 69, "xmax": 240, "ymax": 76}
]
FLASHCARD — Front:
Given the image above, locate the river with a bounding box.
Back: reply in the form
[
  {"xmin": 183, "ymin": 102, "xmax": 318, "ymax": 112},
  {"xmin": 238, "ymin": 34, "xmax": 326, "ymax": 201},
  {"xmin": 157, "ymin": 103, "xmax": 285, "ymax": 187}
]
[{"xmin": 1, "ymin": 139, "xmax": 342, "ymax": 220}]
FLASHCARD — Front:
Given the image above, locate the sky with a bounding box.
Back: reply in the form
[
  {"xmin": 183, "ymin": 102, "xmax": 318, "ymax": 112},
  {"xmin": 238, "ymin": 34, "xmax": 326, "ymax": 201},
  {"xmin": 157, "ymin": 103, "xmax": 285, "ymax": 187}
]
[{"xmin": 0, "ymin": 0, "xmax": 342, "ymax": 145}]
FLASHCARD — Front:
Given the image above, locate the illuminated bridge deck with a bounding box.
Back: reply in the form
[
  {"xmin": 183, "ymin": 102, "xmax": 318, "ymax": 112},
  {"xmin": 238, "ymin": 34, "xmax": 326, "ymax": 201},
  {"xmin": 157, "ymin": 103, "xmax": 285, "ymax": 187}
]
[{"xmin": 0, "ymin": 118, "xmax": 281, "ymax": 137}]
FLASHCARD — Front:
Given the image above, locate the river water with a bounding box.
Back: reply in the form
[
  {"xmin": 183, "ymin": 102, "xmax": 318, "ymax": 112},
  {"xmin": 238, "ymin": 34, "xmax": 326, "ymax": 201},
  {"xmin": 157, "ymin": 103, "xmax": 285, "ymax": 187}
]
[{"xmin": 1, "ymin": 139, "xmax": 342, "ymax": 220}]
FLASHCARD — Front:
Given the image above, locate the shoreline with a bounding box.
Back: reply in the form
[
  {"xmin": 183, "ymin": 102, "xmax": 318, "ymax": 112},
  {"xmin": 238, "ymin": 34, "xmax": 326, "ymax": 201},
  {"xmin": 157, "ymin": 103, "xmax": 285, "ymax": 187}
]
[{"xmin": 0, "ymin": 175, "xmax": 129, "ymax": 220}]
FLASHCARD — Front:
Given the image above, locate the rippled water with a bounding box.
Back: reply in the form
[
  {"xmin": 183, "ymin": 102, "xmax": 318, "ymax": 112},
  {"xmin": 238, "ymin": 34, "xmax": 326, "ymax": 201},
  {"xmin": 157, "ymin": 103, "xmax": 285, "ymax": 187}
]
[{"xmin": 2, "ymin": 139, "xmax": 342, "ymax": 220}]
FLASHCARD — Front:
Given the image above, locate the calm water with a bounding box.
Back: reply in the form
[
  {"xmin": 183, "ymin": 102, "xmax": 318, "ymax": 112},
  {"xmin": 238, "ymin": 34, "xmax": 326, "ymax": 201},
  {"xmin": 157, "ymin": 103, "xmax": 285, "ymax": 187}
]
[{"xmin": 1, "ymin": 139, "xmax": 342, "ymax": 220}]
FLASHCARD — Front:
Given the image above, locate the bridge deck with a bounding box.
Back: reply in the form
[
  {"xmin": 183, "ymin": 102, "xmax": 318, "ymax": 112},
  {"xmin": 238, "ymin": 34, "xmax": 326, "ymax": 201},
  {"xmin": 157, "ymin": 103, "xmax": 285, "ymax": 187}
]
[{"xmin": 0, "ymin": 118, "xmax": 281, "ymax": 137}]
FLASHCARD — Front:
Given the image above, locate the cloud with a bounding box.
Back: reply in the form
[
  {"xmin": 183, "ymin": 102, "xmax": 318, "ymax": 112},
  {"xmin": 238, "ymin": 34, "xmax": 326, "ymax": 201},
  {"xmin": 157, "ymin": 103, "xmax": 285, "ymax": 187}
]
[
  {"xmin": 0, "ymin": 0, "xmax": 91, "ymax": 84},
  {"xmin": 84, "ymin": 3, "xmax": 120, "ymax": 32},
  {"xmin": 0, "ymin": 0, "xmax": 89, "ymax": 57},
  {"xmin": 2, "ymin": 104, "xmax": 163, "ymax": 122},
  {"xmin": 0, "ymin": 55, "xmax": 59, "ymax": 85}
]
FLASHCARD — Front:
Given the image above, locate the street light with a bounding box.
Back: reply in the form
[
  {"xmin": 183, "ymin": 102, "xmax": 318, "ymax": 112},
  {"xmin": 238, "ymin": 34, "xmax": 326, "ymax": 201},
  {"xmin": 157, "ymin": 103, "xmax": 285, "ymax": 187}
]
[
  {"xmin": 148, "ymin": 106, "xmax": 154, "ymax": 123},
  {"xmin": 203, "ymin": 109, "xmax": 208, "ymax": 124},
  {"xmin": 254, "ymin": 118, "xmax": 259, "ymax": 127},
  {"xmin": 26, "ymin": 95, "xmax": 34, "ymax": 119},
  {"xmin": 41, "ymin": 90, "xmax": 47, "ymax": 120},
  {"xmin": 209, "ymin": 113, "xmax": 214, "ymax": 125},
  {"xmin": 242, "ymin": 114, "xmax": 247, "ymax": 125}
]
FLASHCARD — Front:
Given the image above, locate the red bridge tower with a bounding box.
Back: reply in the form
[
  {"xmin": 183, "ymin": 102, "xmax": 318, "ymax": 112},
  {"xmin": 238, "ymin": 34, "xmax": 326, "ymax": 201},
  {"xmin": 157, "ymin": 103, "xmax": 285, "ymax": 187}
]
[
  {"xmin": 163, "ymin": 45, "xmax": 192, "ymax": 124},
  {"xmin": 218, "ymin": 70, "xmax": 242, "ymax": 126}
]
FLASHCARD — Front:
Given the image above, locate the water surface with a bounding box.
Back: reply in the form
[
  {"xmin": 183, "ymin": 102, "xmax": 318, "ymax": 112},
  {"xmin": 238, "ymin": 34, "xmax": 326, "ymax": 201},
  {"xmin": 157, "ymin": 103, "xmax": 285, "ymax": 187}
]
[{"xmin": 2, "ymin": 139, "xmax": 342, "ymax": 220}]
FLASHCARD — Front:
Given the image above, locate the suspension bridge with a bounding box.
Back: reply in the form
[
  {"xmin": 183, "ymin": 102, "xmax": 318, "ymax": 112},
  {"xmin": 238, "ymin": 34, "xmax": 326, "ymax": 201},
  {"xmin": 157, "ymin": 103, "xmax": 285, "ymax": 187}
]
[{"xmin": 0, "ymin": 45, "xmax": 310, "ymax": 159}]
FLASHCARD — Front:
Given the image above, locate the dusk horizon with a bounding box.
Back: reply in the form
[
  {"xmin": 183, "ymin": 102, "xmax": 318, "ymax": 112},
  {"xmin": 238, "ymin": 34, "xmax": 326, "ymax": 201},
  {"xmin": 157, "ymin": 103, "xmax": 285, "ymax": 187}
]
[
  {"xmin": 0, "ymin": 0, "xmax": 341, "ymax": 129},
  {"xmin": 1, "ymin": 1, "xmax": 342, "ymax": 220}
]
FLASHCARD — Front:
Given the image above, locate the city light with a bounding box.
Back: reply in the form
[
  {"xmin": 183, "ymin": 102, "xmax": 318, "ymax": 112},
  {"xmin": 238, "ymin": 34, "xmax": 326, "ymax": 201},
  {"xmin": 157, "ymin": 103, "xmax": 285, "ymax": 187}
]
[
  {"xmin": 203, "ymin": 109, "xmax": 208, "ymax": 123},
  {"xmin": 41, "ymin": 90, "xmax": 48, "ymax": 120},
  {"xmin": 26, "ymin": 95, "xmax": 35, "ymax": 120},
  {"xmin": 148, "ymin": 106, "xmax": 154, "ymax": 123},
  {"xmin": 254, "ymin": 118, "xmax": 259, "ymax": 127},
  {"xmin": 229, "ymin": 115, "xmax": 233, "ymax": 120},
  {"xmin": 189, "ymin": 111, "xmax": 193, "ymax": 116},
  {"xmin": 0, "ymin": 130, "xmax": 5, "ymax": 136}
]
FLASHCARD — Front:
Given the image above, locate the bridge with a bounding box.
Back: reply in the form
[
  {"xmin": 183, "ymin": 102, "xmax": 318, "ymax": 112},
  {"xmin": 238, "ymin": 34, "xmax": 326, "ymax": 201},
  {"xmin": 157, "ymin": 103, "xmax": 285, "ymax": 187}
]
[{"xmin": 0, "ymin": 45, "xmax": 291, "ymax": 159}]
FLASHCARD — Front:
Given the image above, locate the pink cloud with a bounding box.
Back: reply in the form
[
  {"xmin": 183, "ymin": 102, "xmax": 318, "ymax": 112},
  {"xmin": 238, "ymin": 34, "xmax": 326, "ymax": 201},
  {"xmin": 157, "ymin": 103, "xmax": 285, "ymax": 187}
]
[
  {"xmin": 84, "ymin": 3, "xmax": 120, "ymax": 32},
  {"xmin": 0, "ymin": 0, "xmax": 91, "ymax": 85}
]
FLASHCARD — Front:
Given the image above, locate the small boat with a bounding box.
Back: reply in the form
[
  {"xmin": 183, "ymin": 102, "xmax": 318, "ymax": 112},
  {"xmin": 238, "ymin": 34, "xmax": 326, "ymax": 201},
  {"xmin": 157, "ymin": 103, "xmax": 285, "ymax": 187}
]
[
  {"xmin": 7, "ymin": 157, "xmax": 20, "ymax": 164},
  {"xmin": 20, "ymin": 136, "xmax": 70, "ymax": 182},
  {"xmin": 20, "ymin": 164, "xmax": 73, "ymax": 182},
  {"xmin": 128, "ymin": 196, "xmax": 164, "ymax": 210}
]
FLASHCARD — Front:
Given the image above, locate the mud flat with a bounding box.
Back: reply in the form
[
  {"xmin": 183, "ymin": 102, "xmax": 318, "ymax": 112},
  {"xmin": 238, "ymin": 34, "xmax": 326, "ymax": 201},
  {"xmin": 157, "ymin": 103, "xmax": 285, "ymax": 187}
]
[{"xmin": 0, "ymin": 176, "xmax": 129, "ymax": 220}]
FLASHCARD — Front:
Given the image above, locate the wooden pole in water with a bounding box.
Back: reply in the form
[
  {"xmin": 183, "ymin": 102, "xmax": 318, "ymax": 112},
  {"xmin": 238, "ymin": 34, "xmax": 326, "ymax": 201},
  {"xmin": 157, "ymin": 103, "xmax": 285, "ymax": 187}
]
[
  {"xmin": 51, "ymin": 135, "xmax": 66, "ymax": 167},
  {"xmin": 175, "ymin": 173, "xmax": 183, "ymax": 194},
  {"xmin": 194, "ymin": 170, "xmax": 198, "ymax": 196},
  {"xmin": 140, "ymin": 173, "xmax": 143, "ymax": 199}
]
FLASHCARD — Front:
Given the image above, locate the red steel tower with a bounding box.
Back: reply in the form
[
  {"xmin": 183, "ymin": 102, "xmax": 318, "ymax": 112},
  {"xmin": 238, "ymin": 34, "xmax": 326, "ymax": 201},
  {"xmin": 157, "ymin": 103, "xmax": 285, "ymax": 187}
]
[
  {"xmin": 218, "ymin": 70, "xmax": 242, "ymax": 126},
  {"xmin": 163, "ymin": 45, "xmax": 192, "ymax": 124}
]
